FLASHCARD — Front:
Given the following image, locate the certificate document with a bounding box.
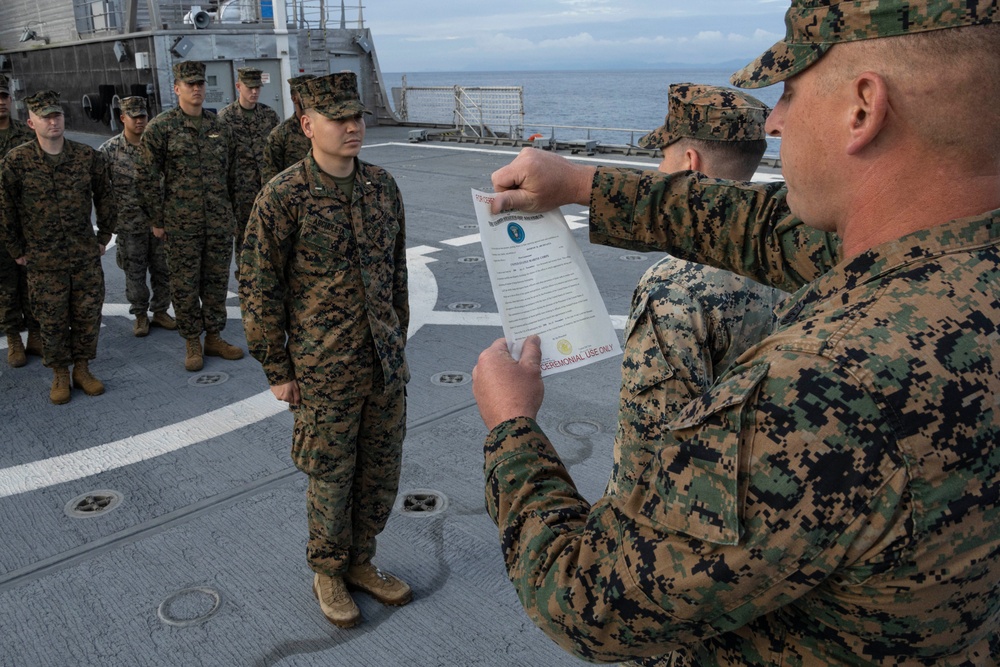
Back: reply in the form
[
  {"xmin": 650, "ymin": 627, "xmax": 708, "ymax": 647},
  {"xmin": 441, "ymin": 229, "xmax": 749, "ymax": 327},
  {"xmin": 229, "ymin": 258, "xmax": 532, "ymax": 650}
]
[{"xmin": 472, "ymin": 189, "xmax": 621, "ymax": 376}]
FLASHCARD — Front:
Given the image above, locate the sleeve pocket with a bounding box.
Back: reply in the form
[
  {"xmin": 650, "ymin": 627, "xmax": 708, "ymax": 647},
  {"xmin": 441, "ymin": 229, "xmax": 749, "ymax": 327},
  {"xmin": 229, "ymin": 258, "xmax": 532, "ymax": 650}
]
[
  {"xmin": 625, "ymin": 362, "xmax": 770, "ymax": 546},
  {"xmin": 621, "ymin": 295, "xmax": 675, "ymax": 398}
]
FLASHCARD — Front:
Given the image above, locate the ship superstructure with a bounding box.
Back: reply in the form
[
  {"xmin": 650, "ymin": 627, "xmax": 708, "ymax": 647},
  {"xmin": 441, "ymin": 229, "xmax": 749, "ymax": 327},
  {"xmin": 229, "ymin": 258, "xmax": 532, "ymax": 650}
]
[{"xmin": 0, "ymin": 0, "xmax": 399, "ymax": 132}]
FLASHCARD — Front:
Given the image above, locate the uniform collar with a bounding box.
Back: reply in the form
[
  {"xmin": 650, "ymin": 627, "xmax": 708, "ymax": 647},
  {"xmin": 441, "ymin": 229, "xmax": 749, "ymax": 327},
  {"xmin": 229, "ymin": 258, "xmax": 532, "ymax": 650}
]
[
  {"xmin": 303, "ymin": 153, "xmax": 368, "ymax": 200},
  {"xmin": 778, "ymin": 210, "xmax": 1000, "ymax": 327}
]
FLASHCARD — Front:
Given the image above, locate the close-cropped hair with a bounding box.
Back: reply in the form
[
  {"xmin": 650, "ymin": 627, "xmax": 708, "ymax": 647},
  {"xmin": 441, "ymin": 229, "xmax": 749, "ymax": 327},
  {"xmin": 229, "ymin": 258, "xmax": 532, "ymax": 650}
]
[{"xmin": 678, "ymin": 137, "xmax": 767, "ymax": 181}]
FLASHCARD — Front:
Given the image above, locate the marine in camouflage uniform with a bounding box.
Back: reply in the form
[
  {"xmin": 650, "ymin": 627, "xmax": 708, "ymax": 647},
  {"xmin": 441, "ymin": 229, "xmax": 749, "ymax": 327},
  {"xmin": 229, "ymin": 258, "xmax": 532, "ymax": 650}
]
[
  {"xmin": 140, "ymin": 60, "xmax": 244, "ymax": 371},
  {"xmin": 217, "ymin": 67, "xmax": 279, "ymax": 265},
  {"xmin": 98, "ymin": 96, "xmax": 175, "ymax": 337},
  {"xmin": 0, "ymin": 73, "xmax": 41, "ymax": 367},
  {"xmin": 0, "ymin": 91, "xmax": 116, "ymax": 404},
  {"xmin": 260, "ymin": 74, "xmax": 315, "ymax": 183},
  {"xmin": 608, "ymin": 84, "xmax": 785, "ymax": 499},
  {"xmin": 478, "ymin": 1, "xmax": 1000, "ymax": 664},
  {"xmin": 240, "ymin": 72, "xmax": 411, "ymax": 628}
]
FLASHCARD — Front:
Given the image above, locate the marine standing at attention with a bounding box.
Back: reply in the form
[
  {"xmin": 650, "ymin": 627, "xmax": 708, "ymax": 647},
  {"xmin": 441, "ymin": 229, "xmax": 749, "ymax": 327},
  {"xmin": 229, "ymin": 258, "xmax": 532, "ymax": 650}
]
[
  {"xmin": 607, "ymin": 83, "xmax": 788, "ymax": 499},
  {"xmin": 474, "ymin": 0, "xmax": 1000, "ymax": 663},
  {"xmin": 140, "ymin": 60, "xmax": 245, "ymax": 372},
  {"xmin": 218, "ymin": 66, "xmax": 279, "ymax": 267},
  {"xmin": 99, "ymin": 96, "xmax": 176, "ymax": 338},
  {"xmin": 239, "ymin": 72, "xmax": 411, "ymax": 629},
  {"xmin": 260, "ymin": 74, "xmax": 315, "ymax": 183},
  {"xmin": 0, "ymin": 73, "xmax": 42, "ymax": 368},
  {"xmin": 0, "ymin": 91, "xmax": 116, "ymax": 405}
]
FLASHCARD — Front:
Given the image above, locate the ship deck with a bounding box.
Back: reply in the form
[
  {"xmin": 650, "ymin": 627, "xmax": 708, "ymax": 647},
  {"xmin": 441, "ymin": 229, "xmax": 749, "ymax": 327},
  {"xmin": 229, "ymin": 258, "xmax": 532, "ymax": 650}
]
[{"xmin": 0, "ymin": 125, "xmax": 781, "ymax": 667}]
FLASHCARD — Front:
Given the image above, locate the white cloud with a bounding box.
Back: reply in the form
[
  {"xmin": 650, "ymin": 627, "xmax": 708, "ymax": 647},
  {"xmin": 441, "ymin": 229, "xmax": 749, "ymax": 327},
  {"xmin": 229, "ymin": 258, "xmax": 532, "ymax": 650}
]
[{"xmin": 365, "ymin": 1, "xmax": 788, "ymax": 71}]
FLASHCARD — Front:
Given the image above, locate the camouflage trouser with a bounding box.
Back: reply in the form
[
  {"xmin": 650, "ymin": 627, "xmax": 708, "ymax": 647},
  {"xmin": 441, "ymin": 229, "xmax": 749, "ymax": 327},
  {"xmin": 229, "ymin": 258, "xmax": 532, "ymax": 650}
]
[
  {"xmin": 116, "ymin": 231, "xmax": 172, "ymax": 316},
  {"xmin": 27, "ymin": 260, "xmax": 105, "ymax": 368},
  {"xmin": 0, "ymin": 250, "xmax": 38, "ymax": 335},
  {"xmin": 607, "ymin": 256, "xmax": 783, "ymax": 498},
  {"xmin": 290, "ymin": 373, "xmax": 406, "ymax": 577},
  {"xmin": 163, "ymin": 232, "xmax": 232, "ymax": 340}
]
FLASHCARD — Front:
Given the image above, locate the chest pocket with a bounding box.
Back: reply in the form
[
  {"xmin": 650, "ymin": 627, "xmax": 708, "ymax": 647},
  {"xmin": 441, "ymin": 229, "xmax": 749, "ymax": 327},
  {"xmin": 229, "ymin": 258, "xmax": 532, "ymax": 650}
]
[
  {"xmin": 363, "ymin": 206, "xmax": 399, "ymax": 253},
  {"xmin": 63, "ymin": 163, "xmax": 93, "ymax": 219},
  {"xmin": 111, "ymin": 151, "xmax": 139, "ymax": 185},
  {"xmin": 204, "ymin": 131, "xmax": 229, "ymax": 167},
  {"xmin": 296, "ymin": 212, "xmax": 353, "ymax": 275},
  {"xmin": 625, "ymin": 362, "xmax": 770, "ymax": 546}
]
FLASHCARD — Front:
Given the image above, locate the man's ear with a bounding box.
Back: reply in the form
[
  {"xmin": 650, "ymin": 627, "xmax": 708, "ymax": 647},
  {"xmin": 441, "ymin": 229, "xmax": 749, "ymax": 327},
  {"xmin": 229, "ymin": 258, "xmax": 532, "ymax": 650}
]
[
  {"xmin": 685, "ymin": 148, "xmax": 703, "ymax": 173},
  {"xmin": 300, "ymin": 112, "xmax": 313, "ymax": 139},
  {"xmin": 846, "ymin": 71, "xmax": 889, "ymax": 156}
]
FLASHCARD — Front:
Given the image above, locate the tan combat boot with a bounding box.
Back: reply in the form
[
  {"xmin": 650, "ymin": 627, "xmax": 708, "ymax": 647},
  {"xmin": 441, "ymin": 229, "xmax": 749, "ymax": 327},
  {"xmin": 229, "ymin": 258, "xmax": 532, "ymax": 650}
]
[
  {"xmin": 345, "ymin": 562, "xmax": 412, "ymax": 606},
  {"xmin": 204, "ymin": 333, "xmax": 244, "ymax": 360},
  {"xmin": 151, "ymin": 311, "xmax": 177, "ymax": 330},
  {"xmin": 50, "ymin": 367, "xmax": 71, "ymax": 405},
  {"xmin": 133, "ymin": 314, "xmax": 150, "ymax": 337},
  {"xmin": 72, "ymin": 360, "xmax": 105, "ymax": 396},
  {"xmin": 313, "ymin": 573, "xmax": 361, "ymax": 628},
  {"xmin": 185, "ymin": 337, "xmax": 204, "ymax": 372},
  {"xmin": 25, "ymin": 329, "xmax": 42, "ymax": 356},
  {"xmin": 7, "ymin": 333, "xmax": 26, "ymax": 368}
]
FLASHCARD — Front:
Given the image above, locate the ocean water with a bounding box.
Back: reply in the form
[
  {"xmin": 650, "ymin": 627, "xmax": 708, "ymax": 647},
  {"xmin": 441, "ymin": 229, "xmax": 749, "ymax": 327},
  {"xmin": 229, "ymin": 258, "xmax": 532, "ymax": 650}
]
[{"xmin": 382, "ymin": 68, "xmax": 782, "ymax": 157}]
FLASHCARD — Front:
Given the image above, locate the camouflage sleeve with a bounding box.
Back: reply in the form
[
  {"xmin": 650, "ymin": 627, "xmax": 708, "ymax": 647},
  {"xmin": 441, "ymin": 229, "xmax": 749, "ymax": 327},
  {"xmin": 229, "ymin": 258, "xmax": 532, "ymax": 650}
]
[
  {"xmin": 260, "ymin": 123, "xmax": 286, "ymax": 184},
  {"xmin": 0, "ymin": 157, "xmax": 23, "ymax": 259},
  {"xmin": 225, "ymin": 123, "xmax": 240, "ymax": 215},
  {"xmin": 484, "ymin": 352, "xmax": 905, "ymax": 662},
  {"xmin": 238, "ymin": 183, "xmax": 296, "ymax": 385},
  {"xmin": 391, "ymin": 185, "xmax": 409, "ymax": 338},
  {"xmin": 91, "ymin": 147, "xmax": 117, "ymax": 243},
  {"xmin": 138, "ymin": 121, "xmax": 166, "ymax": 229},
  {"xmin": 261, "ymin": 126, "xmax": 283, "ymax": 184},
  {"xmin": 265, "ymin": 107, "xmax": 280, "ymax": 135},
  {"xmin": 588, "ymin": 167, "xmax": 841, "ymax": 293}
]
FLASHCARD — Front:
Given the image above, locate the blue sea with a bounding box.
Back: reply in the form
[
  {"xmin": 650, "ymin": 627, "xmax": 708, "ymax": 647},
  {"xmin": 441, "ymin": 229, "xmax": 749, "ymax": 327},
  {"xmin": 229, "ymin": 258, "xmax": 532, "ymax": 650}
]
[{"xmin": 382, "ymin": 68, "xmax": 782, "ymax": 157}]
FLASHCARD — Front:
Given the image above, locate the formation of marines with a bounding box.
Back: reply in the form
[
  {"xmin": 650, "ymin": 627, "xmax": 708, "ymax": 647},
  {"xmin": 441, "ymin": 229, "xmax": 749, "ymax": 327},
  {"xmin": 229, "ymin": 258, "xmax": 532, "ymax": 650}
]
[
  {"xmin": 0, "ymin": 63, "xmax": 300, "ymax": 402},
  {"xmin": 0, "ymin": 65, "xmax": 415, "ymax": 626}
]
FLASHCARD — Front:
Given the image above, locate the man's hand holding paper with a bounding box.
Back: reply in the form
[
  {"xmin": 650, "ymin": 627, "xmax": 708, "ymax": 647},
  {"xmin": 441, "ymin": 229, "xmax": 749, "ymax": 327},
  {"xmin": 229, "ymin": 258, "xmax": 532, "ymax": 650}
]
[
  {"xmin": 472, "ymin": 335, "xmax": 544, "ymax": 431},
  {"xmin": 471, "ymin": 188, "xmax": 621, "ymax": 377}
]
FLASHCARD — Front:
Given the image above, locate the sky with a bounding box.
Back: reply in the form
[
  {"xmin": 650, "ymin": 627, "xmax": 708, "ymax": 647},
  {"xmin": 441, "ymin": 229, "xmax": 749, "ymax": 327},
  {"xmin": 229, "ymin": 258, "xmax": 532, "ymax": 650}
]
[{"xmin": 357, "ymin": 0, "xmax": 790, "ymax": 73}]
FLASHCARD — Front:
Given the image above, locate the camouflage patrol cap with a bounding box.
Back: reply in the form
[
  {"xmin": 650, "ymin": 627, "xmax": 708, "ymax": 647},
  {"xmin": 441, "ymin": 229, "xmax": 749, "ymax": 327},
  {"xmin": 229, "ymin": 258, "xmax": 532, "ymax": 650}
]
[
  {"xmin": 173, "ymin": 60, "xmax": 206, "ymax": 84},
  {"xmin": 119, "ymin": 96, "xmax": 148, "ymax": 117},
  {"xmin": 299, "ymin": 72, "xmax": 367, "ymax": 120},
  {"xmin": 237, "ymin": 67, "xmax": 264, "ymax": 88},
  {"xmin": 25, "ymin": 90, "xmax": 63, "ymax": 116},
  {"xmin": 638, "ymin": 83, "xmax": 768, "ymax": 150},
  {"xmin": 288, "ymin": 74, "xmax": 316, "ymax": 96},
  {"xmin": 0, "ymin": 74, "xmax": 9, "ymax": 94},
  {"xmin": 733, "ymin": 0, "xmax": 1000, "ymax": 88}
]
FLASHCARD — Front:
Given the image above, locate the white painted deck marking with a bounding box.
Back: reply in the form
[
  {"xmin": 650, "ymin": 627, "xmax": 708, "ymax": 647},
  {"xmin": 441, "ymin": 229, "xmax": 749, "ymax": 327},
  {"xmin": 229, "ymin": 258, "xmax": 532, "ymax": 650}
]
[{"xmin": 0, "ymin": 392, "xmax": 286, "ymax": 499}]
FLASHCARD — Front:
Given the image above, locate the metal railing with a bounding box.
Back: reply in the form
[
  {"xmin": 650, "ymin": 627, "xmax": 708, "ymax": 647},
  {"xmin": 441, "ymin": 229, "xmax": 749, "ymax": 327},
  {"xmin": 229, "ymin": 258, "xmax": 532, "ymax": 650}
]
[
  {"xmin": 286, "ymin": 0, "xmax": 366, "ymax": 31},
  {"xmin": 72, "ymin": 0, "xmax": 122, "ymax": 36},
  {"xmin": 396, "ymin": 82, "xmax": 524, "ymax": 138}
]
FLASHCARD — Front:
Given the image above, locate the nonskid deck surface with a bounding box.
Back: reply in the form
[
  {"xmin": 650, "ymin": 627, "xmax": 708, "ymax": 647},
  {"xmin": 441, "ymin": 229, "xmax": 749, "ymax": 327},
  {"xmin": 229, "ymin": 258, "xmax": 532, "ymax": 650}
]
[{"xmin": 0, "ymin": 126, "xmax": 780, "ymax": 666}]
